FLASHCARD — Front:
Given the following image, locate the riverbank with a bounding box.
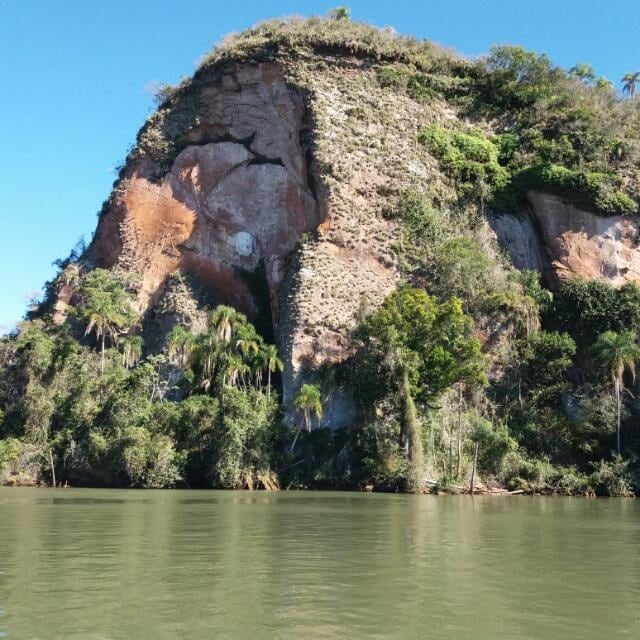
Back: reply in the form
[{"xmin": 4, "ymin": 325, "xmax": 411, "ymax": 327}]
[{"xmin": 2, "ymin": 477, "xmax": 630, "ymax": 497}]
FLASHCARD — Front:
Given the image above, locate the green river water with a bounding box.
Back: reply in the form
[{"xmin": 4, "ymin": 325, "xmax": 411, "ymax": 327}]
[{"xmin": 0, "ymin": 488, "xmax": 638, "ymax": 639}]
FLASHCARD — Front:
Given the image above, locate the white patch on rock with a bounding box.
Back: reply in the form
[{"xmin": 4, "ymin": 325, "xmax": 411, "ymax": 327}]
[{"xmin": 234, "ymin": 231, "xmax": 255, "ymax": 256}]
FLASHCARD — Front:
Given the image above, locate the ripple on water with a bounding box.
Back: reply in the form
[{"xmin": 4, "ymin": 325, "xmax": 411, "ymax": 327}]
[{"xmin": 0, "ymin": 490, "xmax": 639, "ymax": 639}]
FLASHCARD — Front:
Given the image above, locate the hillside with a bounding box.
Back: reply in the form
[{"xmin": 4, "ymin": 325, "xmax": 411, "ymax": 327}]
[{"xmin": 2, "ymin": 13, "xmax": 640, "ymax": 494}]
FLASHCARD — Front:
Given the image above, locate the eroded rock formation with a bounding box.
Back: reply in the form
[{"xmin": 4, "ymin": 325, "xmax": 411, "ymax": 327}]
[
  {"xmin": 527, "ymin": 191, "xmax": 640, "ymax": 285},
  {"xmin": 73, "ymin": 39, "xmax": 640, "ymax": 430},
  {"xmin": 83, "ymin": 61, "xmax": 400, "ymax": 427},
  {"xmin": 490, "ymin": 191, "xmax": 640, "ymax": 288}
]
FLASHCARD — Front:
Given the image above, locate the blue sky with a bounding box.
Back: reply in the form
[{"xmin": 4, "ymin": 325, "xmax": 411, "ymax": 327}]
[{"xmin": 1, "ymin": 0, "xmax": 639, "ymax": 330}]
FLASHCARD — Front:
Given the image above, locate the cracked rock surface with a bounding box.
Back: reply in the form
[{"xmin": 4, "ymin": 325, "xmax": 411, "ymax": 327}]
[{"xmin": 84, "ymin": 60, "xmax": 398, "ymax": 428}]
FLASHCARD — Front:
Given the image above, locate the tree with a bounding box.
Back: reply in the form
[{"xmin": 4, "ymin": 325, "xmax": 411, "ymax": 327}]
[
  {"xmin": 328, "ymin": 6, "xmax": 351, "ymax": 21},
  {"xmin": 209, "ymin": 305, "xmax": 243, "ymax": 343},
  {"xmin": 78, "ymin": 269, "xmax": 137, "ymax": 375},
  {"xmin": 166, "ymin": 325, "xmax": 195, "ymax": 370},
  {"xmin": 622, "ymin": 72, "xmax": 640, "ymax": 98},
  {"xmin": 223, "ymin": 354, "xmax": 249, "ymax": 389},
  {"xmin": 262, "ymin": 344, "xmax": 283, "ymax": 398},
  {"xmin": 357, "ymin": 287, "xmax": 486, "ymax": 404},
  {"xmin": 235, "ymin": 323, "xmax": 261, "ymax": 359},
  {"xmin": 569, "ymin": 63, "xmax": 596, "ymax": 84},
  {"xmin": 550, "ymin": 279, "xmax": 640, "ymax": 348},
  {"xmin": 596, "ymin": 77, "xmax": 613, "ymax": 90},
  {"xmin": 485, "ymin": 45, "xmax": 560, "ymax": 109},
  {"xmin": 593, "ymin": 330, "xmax": 640, "ymax": 454},
  {"xmin": 118, "ymin": 334, "xmax": 143, "ymax": 368},
  {"xmin": 352, "ymin": 287, "xmax": 486, "ymax": 490},
  {"xmin": 291, "ymin": 383, "xmax": 323, "ymax": 451}
]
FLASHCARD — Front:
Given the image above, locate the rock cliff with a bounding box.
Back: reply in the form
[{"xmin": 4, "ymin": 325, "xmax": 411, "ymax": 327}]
[
  {"xmin": 83, "ymin": 57, "xmax": 410, "ymax": 426},
  {"xmin": 490, "ymin": 191, "xmax": 640, "ymax": 288},
  {"xmin": 54, "ymin": 17, "xmax": 640, "ymax": 426}
]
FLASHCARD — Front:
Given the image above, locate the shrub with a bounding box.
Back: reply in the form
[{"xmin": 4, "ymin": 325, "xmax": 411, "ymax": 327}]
[
  {"xmin": 122, "ymin": 427, "xmax": 184, "ymax": 488},
  {"xmin": 590, "ymin": 457, "xmax": 636, "ymax": 496},
  {"xmin": 549, "ymin": 279, "xmax": 640, "ymax": 347},
  {"xmin": 481, "ymin": 45, "xmax": 561, "ymax": 110},
  {"xmin": 469, "ymin": 416, "xmax": 517, "ymax": 475},
  {"xmin": 514, "ymin": 164, "xmax": 638, "ymax": 215},
  {"xmin": 547, "ymin": 466, "xmax": 590, "ymax": 495},
  {"xmin": 419, "ymin": 125, "xmax": 510, "ymax": 200},
  {"xmin": 499, "ymin": 450, "xmax": 555, "ymax": 491}
]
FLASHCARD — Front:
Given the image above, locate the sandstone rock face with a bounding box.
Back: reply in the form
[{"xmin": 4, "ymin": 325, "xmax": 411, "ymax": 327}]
[
  {"xmin": 92, "ymin": 63, "xmax": 320, "ymax": 318},
  {"xmin": 527, "ymin": 191, "xmax": 640, "ymax": 285},
  {"xmin": 490, "ymin": 192, "xmax": 640, "ymax": 287},
  {"xmin": 487, "ymin": 211, "xmax": 549, "ymax": 273},
  {"xmin": 85, "ymin": 61, "xmax": 401, "ymax": 428}
]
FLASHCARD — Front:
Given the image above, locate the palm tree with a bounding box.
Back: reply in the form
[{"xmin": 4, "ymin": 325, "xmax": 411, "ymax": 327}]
[
  {"xmin": 235, "ymin": 324, "xmax": 261, "ymax": 359},
  {"xmin": 263, "ymin": 344, "xmax": 283, "ymax": 398},
  {"xmin": 79, "ymin": 269, "xmax": 137, "ymax": 375},
  {"xmin": 167, "ymin": 325, "xmax": 195, "ymax": 370},
  {"xmin": 118, "ymin": 334, "xmax": 143, "ymax": 368},
  {"xmin": 593, "ymin": 330, "xmax": 640, "ymax": 454},
  {"xmin": 224, "ymin": 354, "xmax": 249, "ymax": 388},
  {"xmin": 596, "ymin": 77, "xmax": 614, "ymax": 91},
  {"xmin": 622, "ymin": 72, "xmax": 640, "ymax": 98},
  {"xmin": 196, "ymin": 330, "xmax": 224, "ymax": 392},
  {"xmin": 569, "ymin": 63, "xmax": 595, "ymax": 83},
  {"xmin": 209, "ymin": 306, "xmax": 245, "ymax": 343},
  {"xmin": 290, "ymin": 383, "xmax": 323, "ymax": 451}
]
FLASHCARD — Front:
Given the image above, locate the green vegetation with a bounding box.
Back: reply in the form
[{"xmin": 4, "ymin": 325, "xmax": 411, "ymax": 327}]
[
  {"xmin": 419, "ymin": 126, "xmax": 509, "ymax": 205},
  {"xmin": 593, "ymin": 331, "xmax": 640, "ymax": 454},
  {"xmin": 291, "ymin": 384, "xmax": 323, "ymax": 451},
  {"xmin": 349, "ymin": 287, "xmax": 486, "ymax": 491},
  {"xmin": 77, "ymin": 269, "xmax": 139, "ymax": 375},
  {"xmin": 622, "ymin": 72, "xmax": 640, "ymax": 98},
  {"xmin": 412, "ymin": 45, "xmax": 640, "ymax": 216},
  {"xmin": 4, "ymin": 16, "xmax": 640, "ymax": 495},
  {"xmin": 0, "ymin": 271, "xmax": 284, "ymax": 489}
]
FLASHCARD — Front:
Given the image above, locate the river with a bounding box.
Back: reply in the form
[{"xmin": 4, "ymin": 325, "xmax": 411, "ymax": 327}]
[{"xmin": 0, "ymin": 488, "xmax": 638, "ymax": 639}]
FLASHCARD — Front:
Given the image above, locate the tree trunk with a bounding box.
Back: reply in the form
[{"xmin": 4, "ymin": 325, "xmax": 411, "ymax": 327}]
[
  {"xmin": 518, "ymin": 367, "xmax": 523, "ymax": 407},
  {"xmin": 402, "ymin": 369, "xmax": 423, "ymax": 493},
  {"xmin": 616, "ymin": 379, "xmax": 622, "ymax": 455},
  {"xmin": 456, "ymin": 384, "xmax": 463, "ymax": 478},
  {"xmin": 267, "ymin": 369, "xmax": 271, "ymax": 399},
  {"xmin": 49, "ymin": 446, "xmax": 57, "ymax": 488},
  {"xmin": 289, "ymin": 425, "xmax": 302, "ymax": 452},
  {"xmin": 470, "ymin": 442, "xmax": 479, "ymax": 495},
  {"xmin": 100, "ymin": 333, "xmax": 105, "ymax": 376},
  {"xmin": 449, "ymin": 437, "xmax": 453, "ymax": 480}
]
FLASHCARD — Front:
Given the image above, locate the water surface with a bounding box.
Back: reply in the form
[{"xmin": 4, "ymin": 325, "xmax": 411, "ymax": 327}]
[{"xmin": 0, "ymin": 488, "xmax": 638, "ymax": 639}]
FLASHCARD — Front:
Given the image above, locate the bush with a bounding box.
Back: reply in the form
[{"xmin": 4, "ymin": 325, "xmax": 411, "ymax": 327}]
[
  {"xmin": 590, "ymin": 457, "xmax": 636, "ymax": 497},
  {"xmin": 499, "ymin": 451, "xmax": 591, "ymax": 494},
  {"xmin": 514, "ymin": 164, "xmax": 638, "ymax": 215},
  {"xmin": 469, "ymin": 415, "xmax": 517, "ymax": 475},
  {"xmin": 500, "ymin": 451, "xmax": 555, "ymax": 491},
  {"xmin": 547, "ymin": 466, "xmax": 590, "ymax": 495},
  {"xmin": 122, "ymin": 427, "xmax": 184, "ymax": 488},
  {"xmin": 419, "ymin": 125, "xmax": 510, "ymax": 200},
  {"xmin": 549, "ymin": 279, "xmax": 640, "ymax": 348}
]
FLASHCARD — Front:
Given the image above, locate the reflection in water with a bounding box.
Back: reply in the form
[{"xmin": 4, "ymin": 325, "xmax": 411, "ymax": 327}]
[{"xmin": 0, "ymin": 489, "xmax": 639, "ymax": 639}]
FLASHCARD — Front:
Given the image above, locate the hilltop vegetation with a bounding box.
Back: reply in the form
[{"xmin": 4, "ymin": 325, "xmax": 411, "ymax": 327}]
[{"xmin": 2, "ymin": 12, "xmax": 640, "ymax": 494}]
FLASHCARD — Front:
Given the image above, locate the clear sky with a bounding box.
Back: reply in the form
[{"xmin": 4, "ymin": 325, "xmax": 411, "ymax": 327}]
[{"xmin": 1, "ymin": 0, "xmax": 639, "ymax": 330}]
